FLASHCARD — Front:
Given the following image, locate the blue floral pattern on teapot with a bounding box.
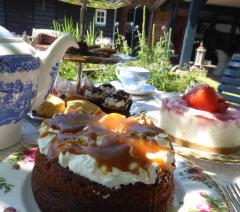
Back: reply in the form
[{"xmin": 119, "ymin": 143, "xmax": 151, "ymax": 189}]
[
  {"xmin": 0, "ymin": 55, "xmax": 40, "ymax": 126},
  {"xmin": 0, "ymin": 55, "xmax": 40, "ymax": 73},
  {"xmin": 45, "ymin": 62, "xmax": 60, "ymax": 99}
]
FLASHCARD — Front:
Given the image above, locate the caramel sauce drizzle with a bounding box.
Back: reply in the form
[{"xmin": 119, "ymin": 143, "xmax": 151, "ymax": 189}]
[
  {"xmin": 48, "ymin": 113, "xmax": 97, "ymax": 133},
  {"xmin": 47, "ymin": 113, "xmax": 174, "ymax": 173}
]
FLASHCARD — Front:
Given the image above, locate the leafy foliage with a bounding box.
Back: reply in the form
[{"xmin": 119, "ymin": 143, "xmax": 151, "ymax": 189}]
[
  {"xmin": 114, "ymin": 27, "xmax": 132, "ymax": 55},
  {"xmin": 85, "ymin": 17, "xmax": 97, "ymax": 45},
  {"xmin": 53, "ymin": 16, "xmax": 80, "ymax": 40},
  {"xmin": 0, "ymin": 177, "xmax": 14, "ymax": 193},
  {"xmin": 53, "ymin": 9, "xmax": 213, "ymax": 92}
]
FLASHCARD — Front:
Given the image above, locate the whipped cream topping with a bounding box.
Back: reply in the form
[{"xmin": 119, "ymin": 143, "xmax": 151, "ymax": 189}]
[
  {"xmin": 104, "ymin": 97, "xmax": 127, "ymax": 108},
  {"xmin": 84, "ymin": 87, "xmax": 106, "ymax": 100},
  {"xmin": 98, "ymin": 83, "xmax": 116, "ymax": 95},
  {"xmin": 104, "ymin": 90, "xmax": 131, "ymax": 109},
  {"xmin": 38, "ymin": 113, "xmax": 174, "ymax": 189}
]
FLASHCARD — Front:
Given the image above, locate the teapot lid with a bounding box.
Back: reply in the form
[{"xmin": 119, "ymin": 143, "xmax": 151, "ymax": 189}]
[{"xmin": 0, "ymin": 25, "xmax": 15, "ymax": 39}]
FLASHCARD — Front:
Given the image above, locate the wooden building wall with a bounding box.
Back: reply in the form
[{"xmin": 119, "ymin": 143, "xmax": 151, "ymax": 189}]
[
  {"xmin": 85, "ymin": 8, "xmax": 115, "ymax": 38},
  {"xmin": 0, "ymin": 0, "xmax": 5, "ymax": 26},
  {"xmin": 56, "ymin": 1, "xmax": 80, "ymax": 22},
  {"xmin": 33, "ymin": 0, "xmax": 56, "ymax": 29},
  {"xmin": 0, "ymin": 0, "xmax": 115, "ymax": 38},
  {"xmin": 6, "ymin": 0, "xmax": 33, "ymax": 34}
]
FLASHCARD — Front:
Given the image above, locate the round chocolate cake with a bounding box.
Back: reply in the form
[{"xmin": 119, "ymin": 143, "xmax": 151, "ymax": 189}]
[{"xmin": 32, "ymin": 113, "xmax": 175, "ymax": 212}]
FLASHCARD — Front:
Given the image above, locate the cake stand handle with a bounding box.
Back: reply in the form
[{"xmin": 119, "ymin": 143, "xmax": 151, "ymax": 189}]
[{"xmin": 76, "ymin": 63, "xmax": 83, "ymax": 94}]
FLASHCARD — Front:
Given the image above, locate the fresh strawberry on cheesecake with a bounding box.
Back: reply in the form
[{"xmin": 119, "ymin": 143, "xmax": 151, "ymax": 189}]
[{"xmin": 158, "ymin": 84, "xmax": 240, "ymax": 154}]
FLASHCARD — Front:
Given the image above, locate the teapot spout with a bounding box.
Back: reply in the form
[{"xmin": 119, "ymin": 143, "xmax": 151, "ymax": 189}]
[{"xmin": 32, "ymin": 34, "xmax": 79, "ymax": 110}]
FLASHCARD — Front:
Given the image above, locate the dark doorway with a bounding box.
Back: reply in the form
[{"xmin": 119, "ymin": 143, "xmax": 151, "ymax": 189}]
[{"xmin": 194, "ymin": 5, "xmax": 240, "ymax": 64}]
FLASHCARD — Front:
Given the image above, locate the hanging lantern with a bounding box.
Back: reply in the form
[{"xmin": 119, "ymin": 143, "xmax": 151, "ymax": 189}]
[{"xmin": 194, "ymin": 42, "xmax": 206, "ymax": 66}]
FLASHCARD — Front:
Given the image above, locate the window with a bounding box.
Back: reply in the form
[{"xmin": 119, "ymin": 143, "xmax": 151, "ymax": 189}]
[{"xmin": 95, "ymin": 9, "xmax": 107, "ymax": 26}]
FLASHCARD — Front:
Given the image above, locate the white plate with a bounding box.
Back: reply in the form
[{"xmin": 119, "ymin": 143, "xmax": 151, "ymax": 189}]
[
  {"xmin": 110, "ymin": 80, "xmax": 157, "ymax": 96},
  {"xmin": 27, "ymin": 111, "xmax": 45, "ymax": 122},
  {"xmin": 0, "ymin": 147, "xmax": 228, "ymax": 212},
  {"xmin": 112, "ymin": 54, "xmax": 136, "ymax": 62}
]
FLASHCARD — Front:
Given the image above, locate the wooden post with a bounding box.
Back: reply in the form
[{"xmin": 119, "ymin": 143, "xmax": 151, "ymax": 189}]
[
  {"xmin": 130, "ymin": 6, "xmax": 138, "ymax": 50},
  {"xmin": 179, "ymin": 0, "xmax": 203, "ymax": 69},
  {"xmin": 79, "ymin": 2, "xmax": 87, "ymax": 41},
  {"xmin": 168, "ymin": 0, "xmax": 180, "ymax": 29},
  {"xmin": 147, "ymin": 10, "xmax": 154, "ymax": 46},
  {"xmin": 118, "ymin": 6, "xmax": 130, "ymax": 36},
  {"xmin": 112, "ymin": 9, "xmax": 117, "ymax": 44}
]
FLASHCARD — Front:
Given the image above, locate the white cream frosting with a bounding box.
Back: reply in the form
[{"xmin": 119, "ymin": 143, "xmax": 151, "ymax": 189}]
[
  {"xmin": 37, "ymin": 122, "xmax": 174, "ymax": 189},
  {"xmin": 84, "ymin": 88, "xmax": 105, "ymax": 99},
  {"xmin": 98, "ymin": 84, "xmax": 116, "ymax": 95},
  {"xmin": 159, "ymin": 96, "xmax": 240, "ymax": 148},
  {"xmin": 58, "ymin": 152, "xmax": 159, "ymax": 189},
  {"xmin": 104, "ymin": 97, "xmax": 126, "ymax": 108}
]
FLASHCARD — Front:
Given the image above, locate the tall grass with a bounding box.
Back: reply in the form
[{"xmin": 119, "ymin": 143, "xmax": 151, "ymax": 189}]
[
  {"xmin": 53, "ymin": 17, "xmax": 79, "ymax": 80},
  {"xmin": 53, "ymin": 16, "xmax": 80, "ymax": 40},
  {"xmin": 85, "ymin": 17, "xmax": 96, "ymax": 45},
  {"xmin": 114, "ymin": 27, "xmax": 132, "ymax": 55},
  {"xmin": 135, "ymin": 6, "xmax": 150, "ymax": 67}
]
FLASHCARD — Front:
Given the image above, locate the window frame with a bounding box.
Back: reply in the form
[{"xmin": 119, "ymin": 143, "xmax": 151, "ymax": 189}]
[{"xmin": 95, "ymin": 9, "xmax": 107, "ymax": 27}]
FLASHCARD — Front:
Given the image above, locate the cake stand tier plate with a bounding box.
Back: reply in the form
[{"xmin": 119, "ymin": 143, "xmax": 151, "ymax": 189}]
[
  {"xmin": 172, "ymin": 142, "xmax": 240, "ymax": 164},
  {"xmin": 0, "ymin": 145, "xmax": 228, "ymax": 212}
]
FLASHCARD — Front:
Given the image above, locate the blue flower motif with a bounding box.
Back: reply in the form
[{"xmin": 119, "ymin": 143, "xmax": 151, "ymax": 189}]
[
  {"xmin": 0, "ymin": 55, "xmax": 40, "ymax": 73},
  {"xmin": 44, "ymin": 63, "xmax": 60, "ymax": 99},
  {"xmin": 0, "ymin": 79, "xmax": 37, "ymax": 125}
]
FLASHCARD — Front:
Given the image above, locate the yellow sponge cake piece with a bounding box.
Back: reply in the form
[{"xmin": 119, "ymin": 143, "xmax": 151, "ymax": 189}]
[
  {"xmin": 35, "ymin": 94, "xmax": 65, "ymax": 118},
  {"xmin": 65, "ymin": 99, "xmax": 100, "ymax": 114}
]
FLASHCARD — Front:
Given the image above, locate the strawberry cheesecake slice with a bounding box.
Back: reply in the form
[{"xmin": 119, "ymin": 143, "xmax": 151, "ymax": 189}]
[{"xmin": 159, "ymin": 85, "xmax": 240, "ymax": 154}]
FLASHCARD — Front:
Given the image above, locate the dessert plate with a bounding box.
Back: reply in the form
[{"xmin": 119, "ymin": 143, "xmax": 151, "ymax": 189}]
[
  {"xmin": 172, "ymin": 143, "xmax": 240, "ymax": 164},
  {"xmin": 110, "ymin": 80, "xmax": 157, "ymax": 96},
  {"xmin": 0, "ymin": 145, "xmax": 228, "ymax": 212},
  {"xmin": 27, "ymin": 111, "xmax": 45, "ymax": 122}
]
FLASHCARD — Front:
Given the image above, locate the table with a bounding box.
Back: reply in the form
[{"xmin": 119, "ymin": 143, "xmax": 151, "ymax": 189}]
[{"xmin": 0, "ymin": 95, "xmax": 239, "ymax": 211}]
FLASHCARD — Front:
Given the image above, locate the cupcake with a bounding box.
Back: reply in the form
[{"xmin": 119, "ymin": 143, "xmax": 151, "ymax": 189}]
[
  {"xmin": 102, "ymin": 90, "xmax": 133, "ymax": 116},
  {"xmin": 84, "ymin": 86, "xmax": 106, "ymax": 105},
  {"xmin": 98, "ymin": 83, "xmax": 116, "ymax": 96}
]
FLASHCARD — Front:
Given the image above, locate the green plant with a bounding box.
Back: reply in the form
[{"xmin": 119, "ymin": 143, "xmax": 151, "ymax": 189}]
[
  {"xmin": 54, "ymin": 10, "xmax": 214, "ymax": 93},
  {"xmin": 53, "ymin": 16, "xmax": 80, "ymax": 40},
  {"xmin": 149, "ymin": 69, "xmax": 193, "ymax": 92},
  {"xmin": 88, "ymin": 65, "xmax": 117, "ymax": 83},
  {"xmin": 85, "ymin": 17, "xmax": 97, "ymax": 45},
  {"xmin": 114, "ymin": 27, "xmax": 132, "ymax": 55},
  {"xmin": 59, "ymin": 61, "xmax": 77, "ymax": 80},
  {"xmin": 53, "ymin": 17, "xmax": 80, "ymax": 80},
  {"xmin": 135, "ymin": 6, "xmax": 150, "ymax": 67}
]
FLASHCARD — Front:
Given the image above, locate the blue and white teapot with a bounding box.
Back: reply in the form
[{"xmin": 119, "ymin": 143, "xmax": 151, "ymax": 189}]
[{"xmin": 0, "ymin": 26, "xmax": 78, "ymax": 150}]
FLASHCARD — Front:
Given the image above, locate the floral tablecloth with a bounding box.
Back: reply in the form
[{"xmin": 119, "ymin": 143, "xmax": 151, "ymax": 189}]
[{"xmin": 0, "ymin": 96, "xmax": 239, "ymax": 212}]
